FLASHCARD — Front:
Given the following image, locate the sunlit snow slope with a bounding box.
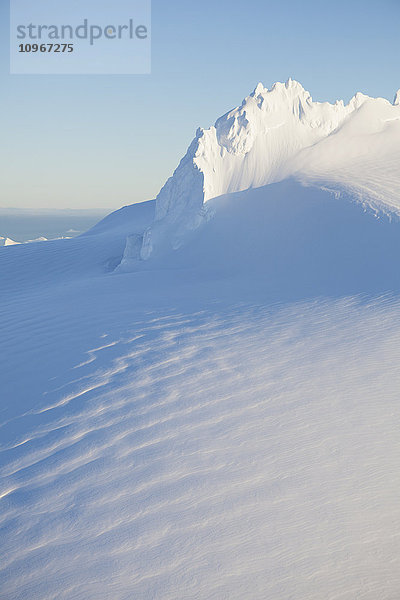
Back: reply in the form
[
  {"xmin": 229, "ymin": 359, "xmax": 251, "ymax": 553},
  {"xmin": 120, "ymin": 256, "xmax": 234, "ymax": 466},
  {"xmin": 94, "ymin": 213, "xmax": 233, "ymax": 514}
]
[
  {"xmin": 140, "ymin": 79, "xmax": 400, "ymax": 258},
  {"xmin": 1, "ymin": 82, "xmax": 400, "ymax": 600}
]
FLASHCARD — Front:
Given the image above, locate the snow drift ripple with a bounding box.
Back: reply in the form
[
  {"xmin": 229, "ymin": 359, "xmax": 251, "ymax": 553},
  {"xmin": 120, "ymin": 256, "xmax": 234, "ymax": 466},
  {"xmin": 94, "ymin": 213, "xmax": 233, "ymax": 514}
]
[{"xmin": 138, "ymin": 78, "xmax": 400, "ymax": 260}]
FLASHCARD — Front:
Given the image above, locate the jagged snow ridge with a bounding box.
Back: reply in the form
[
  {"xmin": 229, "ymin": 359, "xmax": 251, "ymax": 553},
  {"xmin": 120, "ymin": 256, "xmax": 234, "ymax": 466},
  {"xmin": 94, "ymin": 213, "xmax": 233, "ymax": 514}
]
[{"xmin": 140, "ymin": 79, "xmax": 400, "ymax": 259}]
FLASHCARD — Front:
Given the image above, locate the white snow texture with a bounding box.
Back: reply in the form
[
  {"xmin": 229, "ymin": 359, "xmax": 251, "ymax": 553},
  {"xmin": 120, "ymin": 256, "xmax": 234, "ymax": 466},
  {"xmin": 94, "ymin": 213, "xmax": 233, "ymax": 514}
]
[{"xmin": 1, "ymin": 80, "xmax": 400, "ymax": 600}]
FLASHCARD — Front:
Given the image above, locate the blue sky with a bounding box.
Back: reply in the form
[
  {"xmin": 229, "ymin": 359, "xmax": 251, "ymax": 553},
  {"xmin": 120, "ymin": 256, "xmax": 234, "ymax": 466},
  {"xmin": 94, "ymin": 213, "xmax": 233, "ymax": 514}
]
[{"xmin": 1, "ymin": 0, "xmax": 399, "ymax": 209}]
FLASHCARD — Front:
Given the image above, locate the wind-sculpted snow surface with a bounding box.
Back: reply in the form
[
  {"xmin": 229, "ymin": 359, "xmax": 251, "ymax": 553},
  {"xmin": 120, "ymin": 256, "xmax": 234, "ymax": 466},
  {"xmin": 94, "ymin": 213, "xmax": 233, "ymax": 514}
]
[
  {"xmin": 2, "ymin": 184, "xmax": 400, "ymax": 598},
  {"xmin": 3, "ymin": 83, "xmax": 400, "ymax": 599},
  {"xmin": 2, "ymin": 293, "xmax": 400, "ymax": 600},
  {"xmin": 140, "ymin": 79, "xmax": 400, "ymax": 258}
]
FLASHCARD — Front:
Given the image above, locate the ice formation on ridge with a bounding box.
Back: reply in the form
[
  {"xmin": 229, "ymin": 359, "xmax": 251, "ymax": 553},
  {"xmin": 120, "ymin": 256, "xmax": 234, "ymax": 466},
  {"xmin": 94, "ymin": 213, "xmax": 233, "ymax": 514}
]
[{"xmin": 138, "ymin": 79, "xmax": 400, "ymax": 259}]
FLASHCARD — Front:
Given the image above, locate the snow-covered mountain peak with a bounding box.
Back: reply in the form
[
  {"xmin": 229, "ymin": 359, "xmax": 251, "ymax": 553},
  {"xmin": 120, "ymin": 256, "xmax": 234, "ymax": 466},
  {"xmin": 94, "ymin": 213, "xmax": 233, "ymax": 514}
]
[
  {"xmin": 0, "ymin": 236, "xmax": 19, "ymax": 247},
  {"xmin": 394, "ymin": 89, "xmax": 400, "ymax": 106},
  {"xmin": 251, "ymin": 77, "xmax": 310, "ymax": 104},
  {"xmin": 252, "ymin": 81, "xmax": 266, "ymax": 96},
  {"xmin": 139, "ymin": 80, "xmax": 400, "ymax": 259}
]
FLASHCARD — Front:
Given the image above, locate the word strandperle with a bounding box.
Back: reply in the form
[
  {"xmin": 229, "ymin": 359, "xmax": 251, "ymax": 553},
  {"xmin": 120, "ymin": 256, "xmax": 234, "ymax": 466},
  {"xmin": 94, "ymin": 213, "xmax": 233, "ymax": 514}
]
[{"xmin": 16, "ymin": 19, "xmax": 148, "ymax": 46}]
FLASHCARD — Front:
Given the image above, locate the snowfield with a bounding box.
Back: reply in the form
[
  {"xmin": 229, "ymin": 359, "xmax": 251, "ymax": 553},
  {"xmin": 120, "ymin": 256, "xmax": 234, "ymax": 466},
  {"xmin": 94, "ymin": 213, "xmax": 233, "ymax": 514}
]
[{"xmin": 1, "ymin": 81, "xmax": 400, "ymax": 599}]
